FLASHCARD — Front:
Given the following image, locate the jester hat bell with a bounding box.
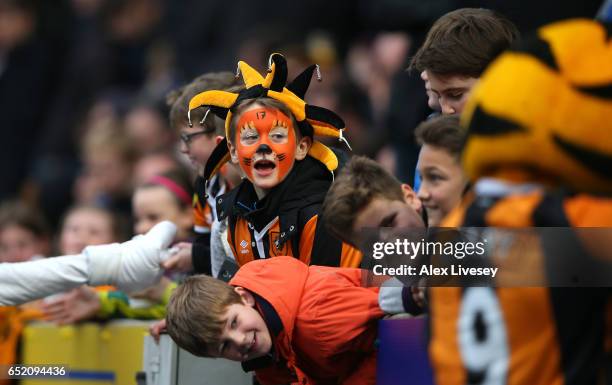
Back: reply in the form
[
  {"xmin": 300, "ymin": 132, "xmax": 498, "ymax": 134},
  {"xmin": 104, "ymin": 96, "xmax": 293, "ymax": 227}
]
[{"xmin": 188, "ymin": 53, "xmax": 351, "ymax": 181}]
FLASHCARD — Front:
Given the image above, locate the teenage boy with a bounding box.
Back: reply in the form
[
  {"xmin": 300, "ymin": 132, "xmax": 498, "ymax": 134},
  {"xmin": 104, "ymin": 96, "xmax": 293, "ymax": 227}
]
[
  {"xmin": 162, "ymin": 72, "xmax": 242, "ymax": 275},
  {"xmin": 410, "ymin": 8, "xmax": 519, "ymax": 115},
  {"xmin": 322, "ymin": 155, "xmax": 424, "ymax": 248}
]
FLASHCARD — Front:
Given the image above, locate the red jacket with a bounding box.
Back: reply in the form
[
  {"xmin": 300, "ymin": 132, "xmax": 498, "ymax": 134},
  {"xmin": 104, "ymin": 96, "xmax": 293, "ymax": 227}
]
[{"xmin": 230, "ymin": 256, "xmax": 383, "ymax": 385}]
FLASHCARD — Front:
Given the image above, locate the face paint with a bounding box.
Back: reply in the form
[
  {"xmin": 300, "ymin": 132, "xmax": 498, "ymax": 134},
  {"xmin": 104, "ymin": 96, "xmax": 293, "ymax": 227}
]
[{"xmin": 235, "ymin": 106, "xmax": 297, "ymax": 189}]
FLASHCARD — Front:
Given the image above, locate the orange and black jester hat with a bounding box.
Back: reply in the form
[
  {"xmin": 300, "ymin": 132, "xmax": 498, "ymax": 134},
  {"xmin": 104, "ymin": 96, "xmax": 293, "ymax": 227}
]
[{"xmin": 187, "ymin": 53, "xmax": 351, "ymax": 182}]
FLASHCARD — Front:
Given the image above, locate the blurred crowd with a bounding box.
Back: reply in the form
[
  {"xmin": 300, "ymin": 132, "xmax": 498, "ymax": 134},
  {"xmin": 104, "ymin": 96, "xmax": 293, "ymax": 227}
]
[{"xmin": 0, "ymin": 0, "xmax": 602, "ymax": 254}]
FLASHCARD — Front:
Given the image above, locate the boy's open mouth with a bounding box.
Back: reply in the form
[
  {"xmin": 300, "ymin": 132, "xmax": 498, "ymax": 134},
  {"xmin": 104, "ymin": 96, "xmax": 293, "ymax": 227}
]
[{"xmin": 253, "ymin": 159, "xmax": 276, "ymax": 176}]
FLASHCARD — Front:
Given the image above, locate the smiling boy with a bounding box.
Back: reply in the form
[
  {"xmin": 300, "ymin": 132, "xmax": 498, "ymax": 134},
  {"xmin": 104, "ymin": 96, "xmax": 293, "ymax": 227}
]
[
  {"xmin": 414, "ymin": 115, "xmax": 468, "ymax": 226},
  {"xmin": 322, "ymin": 155, "xmax": 424, "ymax": 249},
  {"xmin": 166, "ymin": 256, "xmax": 383, "ymax": 385}
]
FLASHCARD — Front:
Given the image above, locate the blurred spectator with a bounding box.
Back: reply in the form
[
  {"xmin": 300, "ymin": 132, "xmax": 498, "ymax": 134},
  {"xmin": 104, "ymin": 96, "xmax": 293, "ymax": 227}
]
[
  {"xmin": 0, "ymin": 208, "xmax": 48, "ymax": 384},
  {"xmin": 73, "ymin": 118, "xmax": 136, "ymax": 218},
  {"xmin": 41, "ymin": 203, "xmax": 128, "ymax": 326},
  {"xmin": 27, "ymin": 0, "xmax": 169, "ymax": 228},
  {"xmin": 41, "ymin": 168, "xmax": 192, "ymax": 325},
  {"xmin": 59, "ymin": 204, "xmax": 129, "ymax": 255},
  {"xmin": 0, "ymin": 200, "xmax": 50, "ymax": 262},
  {"xmin": 123, "ymin": 100, "xmax": 175, "ymax": 156},
  {"xmin": 0, "ymin": 0, "xmax": 61, "ymax": 202},
  {"xmin": 343, "ymin": 32, "xmax": 411, "ymax": 161},
  {"xmin": 132, "ymin": 168, "xmax": 195, "ymax": 241},
  {"xmin": 133, "ymin": 150, "xmax": 185, "ymax": 187}
]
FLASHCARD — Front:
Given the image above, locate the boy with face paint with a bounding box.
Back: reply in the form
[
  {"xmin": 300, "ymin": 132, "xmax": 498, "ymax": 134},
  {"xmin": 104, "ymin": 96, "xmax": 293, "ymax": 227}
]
[
  {"xmin": 188, "ymin": 54, "xmax": 362, "ymax": 271},
  {"xmin": 232, "ymin": 104, "xmax": 307, "ymax": 196},
  {"xmin": 218, "ymin": 98, "xmax": 361, "ymax": 269}
]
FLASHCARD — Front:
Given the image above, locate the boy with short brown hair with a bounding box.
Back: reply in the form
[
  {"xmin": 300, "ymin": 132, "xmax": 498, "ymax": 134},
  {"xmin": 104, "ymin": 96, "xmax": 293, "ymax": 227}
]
[
  {"xmin": 414, "ymin": 114, "xmax": 469, "ymax": 226},
  {"xmin": 322, "ymin": 155, "xmax": 423, "ymax": 247},
  {"xmin": 166, "ymin": 256, "xmax": 384, "ymax": 385},
  {"xmin": 414, "ymin": 114, "xmax": 464, "ymax": 155},
  {"xmin": 167, "ymin": 72, "xmax": 241, "ymax": 141},
  {"xmin": 162, "ymin": 72, "xmax": 242, "ymax": 276},
  {"xmin": 410, "ymin": 8, "xmax": 519, "ymax": 115}
]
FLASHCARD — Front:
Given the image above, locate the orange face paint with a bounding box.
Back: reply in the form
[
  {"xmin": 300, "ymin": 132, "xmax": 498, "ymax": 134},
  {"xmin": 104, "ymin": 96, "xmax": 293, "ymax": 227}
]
[{"xmin": 235, "ymin": 107, "xmax": 296, "ymax": 189}]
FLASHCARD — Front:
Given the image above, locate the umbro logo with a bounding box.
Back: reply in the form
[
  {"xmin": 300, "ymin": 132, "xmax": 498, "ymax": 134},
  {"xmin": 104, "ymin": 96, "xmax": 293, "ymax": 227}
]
[{"xmin": 240, "ymin": 240, "xmax": 248, "ymax": 248}]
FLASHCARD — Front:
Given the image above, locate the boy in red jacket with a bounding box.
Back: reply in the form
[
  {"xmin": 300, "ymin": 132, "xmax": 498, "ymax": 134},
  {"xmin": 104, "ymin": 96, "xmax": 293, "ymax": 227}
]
[{"xmin": 166, "ymin": 256, "xmax": 386, "ymax": 385}]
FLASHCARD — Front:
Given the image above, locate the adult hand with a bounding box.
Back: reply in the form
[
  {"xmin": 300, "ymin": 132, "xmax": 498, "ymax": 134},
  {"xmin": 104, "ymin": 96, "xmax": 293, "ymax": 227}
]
[{"xmin": 41, "ymin": 286, "xmax": 101, "ymax": 325}]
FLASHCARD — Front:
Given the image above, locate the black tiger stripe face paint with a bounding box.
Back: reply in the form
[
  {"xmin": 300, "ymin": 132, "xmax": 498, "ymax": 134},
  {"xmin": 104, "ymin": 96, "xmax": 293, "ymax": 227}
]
[{"xmin": 236, "ymin": 106, "xmax": 297, "ymax": 190}]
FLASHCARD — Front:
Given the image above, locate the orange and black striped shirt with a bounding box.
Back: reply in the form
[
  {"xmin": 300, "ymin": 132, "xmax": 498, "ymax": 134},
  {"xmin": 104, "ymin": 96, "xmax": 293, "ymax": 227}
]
[{"xmin": 430, "ymin": 188, "xmax": 611, "ymax": 385}]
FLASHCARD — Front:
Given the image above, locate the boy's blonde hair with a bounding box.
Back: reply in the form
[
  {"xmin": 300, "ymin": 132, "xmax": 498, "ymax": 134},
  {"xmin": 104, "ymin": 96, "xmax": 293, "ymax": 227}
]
[
  {"xmin": 323, "ymin": 156, "xmax": 404, "ymax": 245},
  {"xmin": 166, "ymin": 275, "xmax": 242, "ymax": 357}
]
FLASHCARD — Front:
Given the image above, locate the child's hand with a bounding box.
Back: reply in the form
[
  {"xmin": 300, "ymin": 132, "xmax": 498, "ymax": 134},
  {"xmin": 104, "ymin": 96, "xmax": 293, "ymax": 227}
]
[
  {"xmin": 41, "ymin": 286, "xmax": 101, "ymax": 325},
  {"xmin": 149, "ymin": 319, "xmax": 167, "ymax": 343},
  {"xmin": 161, "ymin": 242, "xmax": 193, "ymax": 272}
]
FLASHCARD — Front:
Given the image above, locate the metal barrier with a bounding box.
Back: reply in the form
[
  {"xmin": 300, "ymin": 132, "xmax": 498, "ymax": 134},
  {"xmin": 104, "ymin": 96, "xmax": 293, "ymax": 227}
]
[{"xmin": 141, "ymin": 335, "xmax": 252, "ymax": 385}]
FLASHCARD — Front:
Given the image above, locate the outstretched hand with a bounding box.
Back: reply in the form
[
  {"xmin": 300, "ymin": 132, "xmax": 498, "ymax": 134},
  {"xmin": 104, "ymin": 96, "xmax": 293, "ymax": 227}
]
[{"xmin": 41, "ymin": 286, "xmax": 101, "ymax": 325}]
